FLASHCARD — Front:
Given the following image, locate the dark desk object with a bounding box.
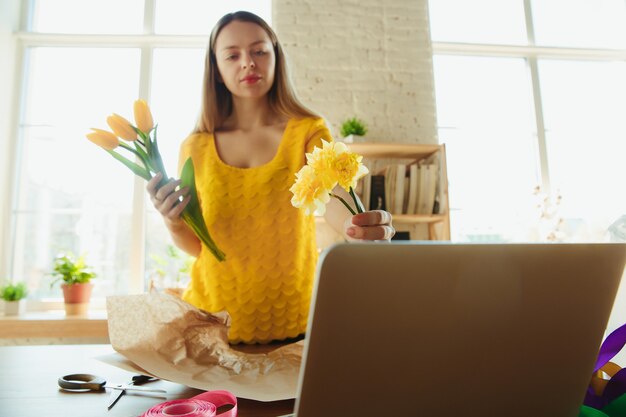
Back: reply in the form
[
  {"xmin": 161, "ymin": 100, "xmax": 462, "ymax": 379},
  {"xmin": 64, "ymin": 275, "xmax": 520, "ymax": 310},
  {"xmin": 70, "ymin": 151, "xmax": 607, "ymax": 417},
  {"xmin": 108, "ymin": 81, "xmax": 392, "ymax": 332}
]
[{"xmin": 0, "ymin": 344, "xmax": 294, "ymax": 417}]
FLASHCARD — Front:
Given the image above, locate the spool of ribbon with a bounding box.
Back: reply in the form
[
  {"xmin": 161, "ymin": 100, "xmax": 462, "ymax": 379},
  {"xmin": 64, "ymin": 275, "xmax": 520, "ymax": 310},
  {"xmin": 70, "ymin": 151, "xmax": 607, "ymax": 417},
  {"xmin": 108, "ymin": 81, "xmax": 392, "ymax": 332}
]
[
  {"xmin": 142, "ymin": 390, "xmax": 238, "ymax": 417},
  {"xmin": 582, "ymin": 322, "xmax": 626, "ymax": 416}
]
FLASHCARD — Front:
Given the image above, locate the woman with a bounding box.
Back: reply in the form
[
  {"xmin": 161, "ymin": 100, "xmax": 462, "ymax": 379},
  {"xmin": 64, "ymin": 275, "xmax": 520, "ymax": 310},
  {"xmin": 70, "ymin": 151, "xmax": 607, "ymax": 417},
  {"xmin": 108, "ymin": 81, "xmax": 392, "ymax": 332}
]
[{"xmin": 147, "ymin": 11, "xmax": 394, "ymax": 344}]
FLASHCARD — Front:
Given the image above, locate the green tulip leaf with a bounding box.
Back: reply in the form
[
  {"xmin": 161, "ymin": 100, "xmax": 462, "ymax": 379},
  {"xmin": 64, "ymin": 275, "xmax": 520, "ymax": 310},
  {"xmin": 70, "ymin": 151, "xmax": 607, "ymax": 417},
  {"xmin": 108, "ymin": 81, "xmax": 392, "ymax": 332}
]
[
  {"xmin": 132, "ymin": 141, "xmax": 156, "ymax": 172},
  {"xmin": 117, "ymin": 141, "xmax": 153, "ymax": 172},
  {"xmin": 106, "ymin": 149, "xmax": 151, "ymax": 180},
  {"xmin": 180, "ymin": 158, "xmax": 226, "ymax": 261},
  {"xmin": 133, "ymin": 126, "xmax": 151, "ymax": 156},
  {"xmin": 150, "ymin": 125, "xmax": 168, "ymax": 178}
]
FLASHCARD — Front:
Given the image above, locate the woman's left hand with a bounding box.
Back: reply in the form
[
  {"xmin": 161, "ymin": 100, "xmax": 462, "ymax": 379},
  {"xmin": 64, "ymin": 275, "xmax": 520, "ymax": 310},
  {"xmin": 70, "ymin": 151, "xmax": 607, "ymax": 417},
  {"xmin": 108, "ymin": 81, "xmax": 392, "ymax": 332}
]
[{"xmin": 345, "ymin": 210, "xmax": 395, "ymax": 241}]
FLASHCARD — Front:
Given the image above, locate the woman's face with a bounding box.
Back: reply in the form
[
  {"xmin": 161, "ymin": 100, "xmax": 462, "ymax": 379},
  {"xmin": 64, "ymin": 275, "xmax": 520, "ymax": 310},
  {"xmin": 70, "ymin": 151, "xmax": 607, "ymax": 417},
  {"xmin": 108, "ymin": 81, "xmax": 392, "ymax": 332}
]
[{"xmin": 214, "ymin": 20, "xmax": 276, "ymax": 100}]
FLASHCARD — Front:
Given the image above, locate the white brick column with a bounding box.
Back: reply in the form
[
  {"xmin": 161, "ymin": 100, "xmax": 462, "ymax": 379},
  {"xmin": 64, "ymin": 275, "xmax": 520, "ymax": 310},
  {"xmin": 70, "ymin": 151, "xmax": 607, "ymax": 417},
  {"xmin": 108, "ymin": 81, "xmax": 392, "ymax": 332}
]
[{"xmin": 273, "ymin": 0, "xmax": 439, "ymax": 145}]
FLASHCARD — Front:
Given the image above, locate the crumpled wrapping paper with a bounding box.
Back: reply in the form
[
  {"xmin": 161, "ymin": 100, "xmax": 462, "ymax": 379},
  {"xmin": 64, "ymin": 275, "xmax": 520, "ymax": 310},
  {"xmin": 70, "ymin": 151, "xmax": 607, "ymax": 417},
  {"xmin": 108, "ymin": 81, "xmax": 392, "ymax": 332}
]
[{"xmin": 105, "ymin": 293, "xmax": 303, "ymax": 401}]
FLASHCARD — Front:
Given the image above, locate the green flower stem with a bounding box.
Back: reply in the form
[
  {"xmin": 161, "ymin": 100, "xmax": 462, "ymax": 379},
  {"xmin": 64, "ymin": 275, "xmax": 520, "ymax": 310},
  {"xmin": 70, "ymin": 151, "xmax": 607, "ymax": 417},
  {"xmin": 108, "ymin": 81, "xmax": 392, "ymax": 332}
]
[
  {"xmin": 132, "ymin": 142, "xmax": 155, "ymax": 172},
  {"xmin": 330, "ymin": 193, "xmax": 357, "ymax": 216},
  {"xmin": 119, "ymin": 141, "xmax": 151, "ymax": 171},
  {"xmin": 106, "ymin": 149, "xmax": 151, "ymax": 180},
  {"xmin": 145, "ymin": 168, "xmax": 169, "ymax": 189},
  {"xmin": 136, "ymin": 129, "xmax": 149, "ymax": 142},
  {"xmin": 182, "ymin": 211, "xmax": 226, "ymax": 261},
  {"xmin": 349, "ymin": 187, "xmax": 365, "ymax": 213},
  {"xmin": 136, "ymin": 129, "xmax": 151, "ymax": 158},
  {"xmin": 150, "ymin": 125, "xmax": 168, "ymax": 178}
]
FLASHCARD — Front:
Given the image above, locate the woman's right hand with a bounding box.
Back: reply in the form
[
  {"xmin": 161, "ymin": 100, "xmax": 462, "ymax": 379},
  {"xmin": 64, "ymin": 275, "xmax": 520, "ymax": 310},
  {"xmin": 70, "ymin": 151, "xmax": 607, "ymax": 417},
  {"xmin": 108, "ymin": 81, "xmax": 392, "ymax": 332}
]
[{"xmin": 146, "ymin": 173, "xmax": 191, "ymax": 227}]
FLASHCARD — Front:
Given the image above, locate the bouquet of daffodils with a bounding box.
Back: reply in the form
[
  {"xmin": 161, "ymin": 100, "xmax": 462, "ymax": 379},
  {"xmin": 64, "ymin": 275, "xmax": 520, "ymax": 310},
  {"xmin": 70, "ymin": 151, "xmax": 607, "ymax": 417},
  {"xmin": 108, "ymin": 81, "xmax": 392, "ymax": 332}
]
[
  {"xmin": 86, "ymin": 100, "xmax": 225, "ymax": 262},
  {"xmin": 290, "ymin": 139, "xmax": 369, "ymax": 215}
]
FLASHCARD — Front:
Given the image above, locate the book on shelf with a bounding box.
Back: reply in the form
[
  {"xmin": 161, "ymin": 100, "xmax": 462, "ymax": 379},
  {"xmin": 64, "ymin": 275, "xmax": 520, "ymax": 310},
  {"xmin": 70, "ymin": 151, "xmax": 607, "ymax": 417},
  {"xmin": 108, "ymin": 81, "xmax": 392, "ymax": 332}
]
[
  {"xmin": 406, "ymin": 163, "xmax": 420, "ymax": 215},
  {"xmin": 384, "ymin": 165, "xmax": 395, "ymax": 213},
  {"xmin": 344, "ymin": 142, "xmax": 449, "ymax": 240},
  {"xmin": 369, "ymin": 175, "xmax": 386, "ymax": 211},
  {"xmin": 416, "ymin": 162, "xmax": 438, "ymax": 215},
  {"xmin": 391, "ymin": 230, "xmax": 411, "ymax": 240},
  {"xmin": 355, "ymin": 159, "xmax": 375, "ymax": 211},
  {"xmin": 357, "ymin": 156, "xmax": 441, "ymax": 216},
  {"xmin": 434, "ymin": 157, "xmax": 446, "ymax": 215},
  {"xmin": 393, "ymin": 164, "xmax": 406, "ymax": 215},
  {"xmin": 361, "ymin": 173, "xmax": 371, "ymax": 211}
]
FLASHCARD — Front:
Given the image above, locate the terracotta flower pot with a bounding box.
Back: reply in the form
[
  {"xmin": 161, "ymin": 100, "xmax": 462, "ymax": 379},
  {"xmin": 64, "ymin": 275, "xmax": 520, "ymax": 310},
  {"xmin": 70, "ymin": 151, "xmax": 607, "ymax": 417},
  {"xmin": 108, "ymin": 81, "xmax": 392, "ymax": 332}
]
[{"xmin": 61, "ymin": 283, "xmax": 93, "ymax": 316}]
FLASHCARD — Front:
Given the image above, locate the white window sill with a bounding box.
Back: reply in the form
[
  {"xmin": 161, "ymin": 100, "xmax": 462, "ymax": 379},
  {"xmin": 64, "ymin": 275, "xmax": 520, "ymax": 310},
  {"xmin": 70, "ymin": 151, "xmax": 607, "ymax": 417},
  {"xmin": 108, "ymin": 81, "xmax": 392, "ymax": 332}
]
[{"xmin": 0, "ymin": 309, "xmax": 109, "ymax": 339}]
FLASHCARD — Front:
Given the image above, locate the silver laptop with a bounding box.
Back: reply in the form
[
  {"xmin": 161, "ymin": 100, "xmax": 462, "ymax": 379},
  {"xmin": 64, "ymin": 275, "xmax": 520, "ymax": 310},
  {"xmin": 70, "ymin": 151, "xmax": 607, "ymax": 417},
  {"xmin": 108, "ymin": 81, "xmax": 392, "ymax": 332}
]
[{"xmin": 293, "ymin": 242, "xmax": 626, "ymax": 417}]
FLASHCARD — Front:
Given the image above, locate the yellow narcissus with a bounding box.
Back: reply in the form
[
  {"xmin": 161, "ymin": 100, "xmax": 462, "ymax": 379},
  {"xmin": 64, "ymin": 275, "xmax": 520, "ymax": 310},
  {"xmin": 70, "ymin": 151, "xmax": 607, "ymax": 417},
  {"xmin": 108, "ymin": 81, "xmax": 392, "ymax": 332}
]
[
  {"xmin": 291, "ymin": 139, "xmax": 368, "ymax": 216},
  {"xmin": 308, "ymin": 140, "xmax": 369, "ymax": 192},
  {"xmin": 86, "ymin": 128, "xmax": 119, "ymax": 150},
  {"xmin": 306, "ymin": 139, "xmax": 338, "ymax": 190},
  {"xmin": 107, "ymin": 113, "xmax": 137, "ymax": 141},
  {"xmin": 289, "ymin": 165, "xmax": 332, "ymax": 216},
  {"xmin": 331, "ymin": 144, "xmax": 369, "ymax": 191},
  {"xmin": 133, "ymin": 99, "xmax": 154, "ymax": 133}
]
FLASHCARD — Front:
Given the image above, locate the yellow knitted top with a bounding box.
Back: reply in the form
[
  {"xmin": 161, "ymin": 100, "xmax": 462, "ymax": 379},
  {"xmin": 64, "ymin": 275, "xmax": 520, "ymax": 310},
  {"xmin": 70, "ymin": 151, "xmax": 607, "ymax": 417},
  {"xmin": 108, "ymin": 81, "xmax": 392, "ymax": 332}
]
[{"xmin": 178, "ymin": 117, "xmax": 332, "ymax": 344}]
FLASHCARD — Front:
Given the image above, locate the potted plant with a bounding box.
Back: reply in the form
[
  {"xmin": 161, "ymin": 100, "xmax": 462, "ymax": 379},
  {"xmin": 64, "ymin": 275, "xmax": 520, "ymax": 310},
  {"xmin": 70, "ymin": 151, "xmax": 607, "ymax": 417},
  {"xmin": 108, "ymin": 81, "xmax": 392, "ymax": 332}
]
[
  {"xmin": 1, "ymin": 282, "xmax": 28, "ymax": 316},
  {"xmin": 148, "ymin": 244, "xmax": 193, "ymax": 298},
  {"xmin": 50, "ymin": 252, "xmax": 97, "ymax": 316},
  {"xmin": 340, "ymin": 117, "xmax": 368, "ymax": 143}
]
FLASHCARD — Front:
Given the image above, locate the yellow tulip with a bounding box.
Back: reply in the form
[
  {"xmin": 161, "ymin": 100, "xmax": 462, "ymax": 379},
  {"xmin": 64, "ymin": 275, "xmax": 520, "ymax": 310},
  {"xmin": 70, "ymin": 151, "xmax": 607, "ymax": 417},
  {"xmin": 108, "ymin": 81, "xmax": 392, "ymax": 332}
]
[
  {"xmin": 133, "ymin": 99, "xmax": 154, "ymax": 133},
  {"xmin": 106, "ymin": 113, "xmax": 137, "ymax": 141},
  {"xmin": 86, "ymin": 128, "xmax": 119, "ymax": 150}
]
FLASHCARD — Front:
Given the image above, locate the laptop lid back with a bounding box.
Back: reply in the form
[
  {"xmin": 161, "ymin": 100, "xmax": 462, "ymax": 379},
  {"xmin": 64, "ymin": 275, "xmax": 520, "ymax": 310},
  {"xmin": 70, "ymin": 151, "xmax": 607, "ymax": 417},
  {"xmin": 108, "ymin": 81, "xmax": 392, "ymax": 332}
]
[{"xmin": 294, "ymin": 242, "xmax": 626, "ymax": 417}]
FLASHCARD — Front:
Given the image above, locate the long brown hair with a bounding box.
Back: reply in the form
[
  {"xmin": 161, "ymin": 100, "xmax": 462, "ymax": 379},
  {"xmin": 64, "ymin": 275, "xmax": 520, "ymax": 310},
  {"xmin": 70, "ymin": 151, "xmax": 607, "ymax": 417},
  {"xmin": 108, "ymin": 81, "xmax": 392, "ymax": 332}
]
[{"xmin": 194, "ymin": 11, "xmax": 318, "ymax": 133}]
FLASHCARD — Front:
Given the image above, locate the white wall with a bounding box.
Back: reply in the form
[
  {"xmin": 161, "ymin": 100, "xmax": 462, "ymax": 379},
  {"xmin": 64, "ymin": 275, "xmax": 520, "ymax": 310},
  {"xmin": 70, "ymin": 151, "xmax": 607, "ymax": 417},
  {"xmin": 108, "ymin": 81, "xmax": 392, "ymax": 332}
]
[
  {"xmin": 0, "ymin": 0, "xmax": 21, "ymax": 280},
  {"xmin": 273, "ymin": 0, "xmax": 438, "ymax": 144}
]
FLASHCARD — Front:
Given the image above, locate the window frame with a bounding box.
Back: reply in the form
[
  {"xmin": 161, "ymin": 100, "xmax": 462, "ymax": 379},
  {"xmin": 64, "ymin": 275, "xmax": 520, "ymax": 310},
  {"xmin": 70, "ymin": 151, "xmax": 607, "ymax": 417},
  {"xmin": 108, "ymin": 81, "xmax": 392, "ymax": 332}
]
[
  {"xmin": 431, "ymin": 0, "xmax": 626, "ymax": 233},
  {"xmin": 3, "ymin": 0, "xmax": 215, "ymax": 311}
]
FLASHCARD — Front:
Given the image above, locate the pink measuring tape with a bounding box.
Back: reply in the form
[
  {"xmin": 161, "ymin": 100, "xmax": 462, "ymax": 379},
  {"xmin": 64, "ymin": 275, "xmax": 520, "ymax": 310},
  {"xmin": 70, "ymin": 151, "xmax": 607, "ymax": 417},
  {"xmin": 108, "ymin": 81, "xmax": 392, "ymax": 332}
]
[{"xmin": 141, "ymin": 390, "xmax": 238, "ymax": 417}]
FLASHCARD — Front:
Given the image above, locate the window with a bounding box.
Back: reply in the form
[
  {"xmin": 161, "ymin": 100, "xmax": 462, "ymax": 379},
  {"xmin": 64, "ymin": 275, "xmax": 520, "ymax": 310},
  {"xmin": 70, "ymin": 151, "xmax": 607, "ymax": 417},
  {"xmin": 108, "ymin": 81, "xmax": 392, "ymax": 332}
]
[
  {"xmin": 429, "ymin": 0, "xmax": 626, "ymax": 243},
  {"xmin": 8, "ymin": 0, "xmax": 271, "ymax": 308}
]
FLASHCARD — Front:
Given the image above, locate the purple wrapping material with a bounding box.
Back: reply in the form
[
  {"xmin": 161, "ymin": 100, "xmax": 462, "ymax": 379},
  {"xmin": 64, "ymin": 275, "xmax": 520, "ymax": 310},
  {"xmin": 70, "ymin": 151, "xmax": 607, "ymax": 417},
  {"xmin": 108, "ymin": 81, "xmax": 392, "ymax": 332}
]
[
  {"xmin": 594, "ymin": 324, "xmax": 626, "ymax": 373},
  {"xmin": 585, "ymin": 388, "xmax": 606, "ymax": 410},
  {"xmin": 603, "ymin": 368, "xmax": 626, "ymax": 405},
  {"xmin": 584, "ymin": 323, "xmax": 626, "ymax": 409},
  {"xmin": 584, "ymin": 368, "xmax": 626, "ymax": 409}
]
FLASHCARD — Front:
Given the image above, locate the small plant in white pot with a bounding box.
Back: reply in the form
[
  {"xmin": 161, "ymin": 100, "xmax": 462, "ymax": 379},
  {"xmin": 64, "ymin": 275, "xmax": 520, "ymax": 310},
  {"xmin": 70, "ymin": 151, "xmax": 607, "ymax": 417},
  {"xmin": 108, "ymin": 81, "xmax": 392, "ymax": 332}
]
[
  {"xmin": 50, "ymin": 252, "xmax": 97, "ymax": 316},
  {"xmin": 340, "ymin": 117, "xmax": 368, "ymax": 143},
  {"xmin": 1, "ymin": 282, "xmax": 28, "ymax": 316}
]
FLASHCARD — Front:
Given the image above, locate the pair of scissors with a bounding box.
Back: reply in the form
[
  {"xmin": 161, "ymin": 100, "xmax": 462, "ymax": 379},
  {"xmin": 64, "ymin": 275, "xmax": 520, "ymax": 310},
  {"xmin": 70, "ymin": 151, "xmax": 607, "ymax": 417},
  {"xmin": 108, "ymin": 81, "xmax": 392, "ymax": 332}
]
[
  {"xmin": 58, "ymin": 374, "xmax": 165, "ymax": 410},
  {"xmin": 106, "ymin": 374, "xmax": 162, "ymax": 410}
]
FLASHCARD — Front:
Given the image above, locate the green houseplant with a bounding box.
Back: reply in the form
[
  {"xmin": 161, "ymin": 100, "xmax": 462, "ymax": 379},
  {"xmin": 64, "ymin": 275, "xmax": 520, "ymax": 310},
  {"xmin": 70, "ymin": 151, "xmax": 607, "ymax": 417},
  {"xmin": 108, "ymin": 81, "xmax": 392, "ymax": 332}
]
[
  {"xmin": 340, "ymin": 117, "xmax": 368, "ymax": 143},
  {"xmin": 148, "ymin": 244, "xmax": 193, "ymax": 298},
  {"xmin": 50, "ymin": 252, "xmax": 97, "ymax": 316},
  {"xmin": 1, "ymin": 282, "xmax": 28, "ymax": 316}
]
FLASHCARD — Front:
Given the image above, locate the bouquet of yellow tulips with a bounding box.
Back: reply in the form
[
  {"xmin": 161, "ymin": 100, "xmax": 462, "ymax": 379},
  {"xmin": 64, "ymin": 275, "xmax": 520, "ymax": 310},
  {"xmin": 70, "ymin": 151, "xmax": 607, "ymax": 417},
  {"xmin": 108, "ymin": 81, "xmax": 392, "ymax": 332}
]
[
  {"xmin": 290, "ymin": 139, "xmax": 369, "ymax": 215},
  {"xmin": 86, "ymin": 100, "xmax": 225, "ymax": 262}
]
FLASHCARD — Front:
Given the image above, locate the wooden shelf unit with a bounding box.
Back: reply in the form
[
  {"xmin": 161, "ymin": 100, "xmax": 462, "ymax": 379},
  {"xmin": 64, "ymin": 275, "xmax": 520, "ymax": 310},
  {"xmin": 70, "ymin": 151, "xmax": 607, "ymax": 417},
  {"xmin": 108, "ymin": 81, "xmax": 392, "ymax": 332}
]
[{"xmin": 347, "ymin": 142, "xmax": 451, "ymax": 240}]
